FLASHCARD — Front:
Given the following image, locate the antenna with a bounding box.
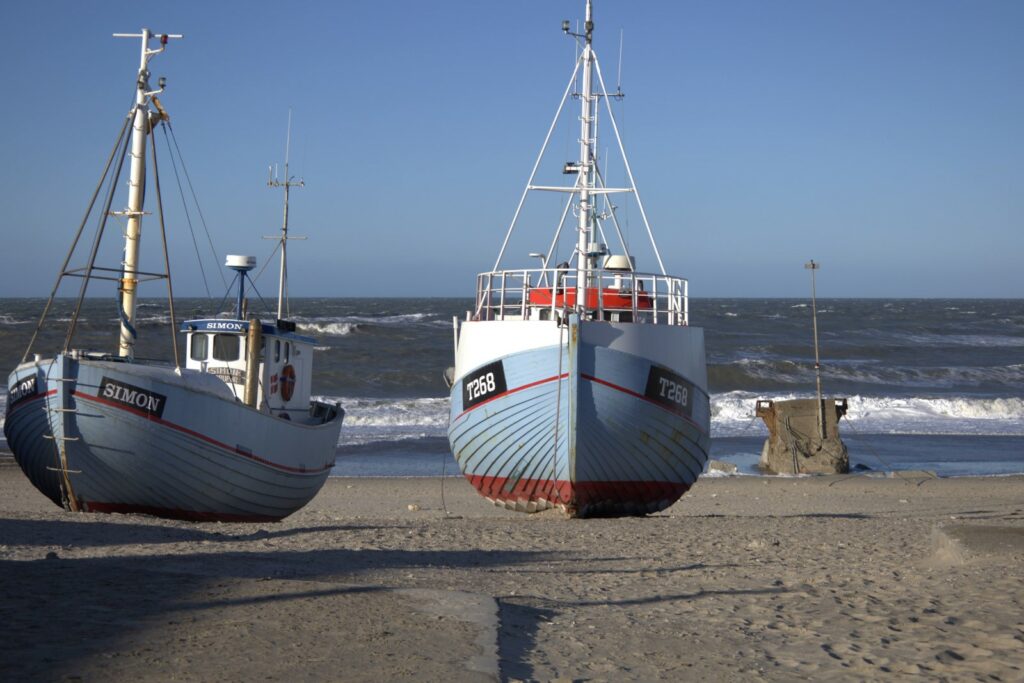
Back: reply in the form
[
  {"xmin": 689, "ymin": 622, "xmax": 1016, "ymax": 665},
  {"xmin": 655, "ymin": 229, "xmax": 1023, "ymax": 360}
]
[
  {"xmin": 265, "ymin": 109, "xmax": 306, "ymax": 320},
  {"xmin": 617, "ymin": 28, "xmax": 624, "ymax": 92}
]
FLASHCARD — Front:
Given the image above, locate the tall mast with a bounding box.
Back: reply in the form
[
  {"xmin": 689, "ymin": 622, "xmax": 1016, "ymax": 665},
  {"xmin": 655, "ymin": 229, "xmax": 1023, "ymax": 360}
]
[
  {"xmin": 575, "ymin": 0, "xmax": 597, "ymax": 309},
  {"xmin": 267, "ymin": 110, "xmax": 304, "ymax": 320},
  {"xmin": 113, "ymin": 29, "xmax": 180, "ymax": 359}
]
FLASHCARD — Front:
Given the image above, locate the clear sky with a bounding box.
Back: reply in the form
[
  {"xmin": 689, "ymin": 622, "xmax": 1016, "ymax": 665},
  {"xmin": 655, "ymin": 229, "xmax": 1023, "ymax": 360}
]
[{"xmin": 1, "ymin": 1, "xmax": 1021, "ymax": 299}]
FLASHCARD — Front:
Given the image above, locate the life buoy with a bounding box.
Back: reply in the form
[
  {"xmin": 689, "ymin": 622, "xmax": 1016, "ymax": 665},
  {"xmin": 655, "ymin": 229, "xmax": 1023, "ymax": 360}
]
[{"xmin": 280, "ymin": 364, "xmax": 296, "ymax": 401}]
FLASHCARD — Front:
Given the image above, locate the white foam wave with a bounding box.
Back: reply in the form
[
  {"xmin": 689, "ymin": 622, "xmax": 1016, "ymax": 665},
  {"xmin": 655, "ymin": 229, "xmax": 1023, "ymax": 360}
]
[
  {"xmin": 296, "ymin": 312, "xmax": 436, "ymax": 325},
  {"xmin": 299, "ymin": 322, "xmax": 359, "ymax": 336},
  {"xmin": 106, "ymin": 315, "xmax": 172, "ymax": 325},
  {"xmin": 294, "ymin": 312, "xmax": 445, "ymax": 336},
  {"xmin": 0, "ymin": 315, "xmax": 29, "ymax": 325},
  {"xmin": 711, "ymin": 391, "xmax": 1024, "ymax": 437},
  {"xmin": 892, "ymin": 332, "xmax": 1024, "ymax": 348},
  {"xmin": 338, "ymin": 397, "xmax": 449, "ymax": 427},
  {"xmin": 718, "ymin": 358, "xmax": 1023, "ymax": 389},
  {"xmin": 314, "ymin": 396, "xmax": 449, "ymax": 446}
]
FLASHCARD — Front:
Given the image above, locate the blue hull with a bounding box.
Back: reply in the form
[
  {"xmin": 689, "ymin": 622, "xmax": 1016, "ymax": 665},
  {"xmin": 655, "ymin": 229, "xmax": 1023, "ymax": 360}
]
[{"xmin": 449, "ymin": 317, "xmax": 710, "ymax": 516}]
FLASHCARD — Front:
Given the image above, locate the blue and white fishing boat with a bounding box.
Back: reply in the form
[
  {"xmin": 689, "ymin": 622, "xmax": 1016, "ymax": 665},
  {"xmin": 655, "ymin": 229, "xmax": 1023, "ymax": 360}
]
[
  {"xmin": 447, "ymin": 1, "xmax": 711, "ymax": 517},
  {"xmin": 3, "ymin": 30, "xmax": 343, "ymax": 522}
]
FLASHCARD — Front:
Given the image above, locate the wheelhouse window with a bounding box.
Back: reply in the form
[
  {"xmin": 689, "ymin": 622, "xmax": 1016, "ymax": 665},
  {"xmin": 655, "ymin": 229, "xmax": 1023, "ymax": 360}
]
[
  {"xmin": 212, "ymin": 333, "xmax": 240, "ymax": 361},
  {"xmin": 190, "ymin": 334, "xmax": 209, "ymax": 361},
  {"xmin": 274, "ymin": 339, "xmax": 281, "ymax": 363}
]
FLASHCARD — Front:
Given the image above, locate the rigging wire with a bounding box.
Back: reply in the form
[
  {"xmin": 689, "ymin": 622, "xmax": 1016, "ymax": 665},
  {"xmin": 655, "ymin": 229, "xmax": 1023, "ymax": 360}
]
[
  {"xmin": 163, "ymin": 129, "xmax": 212, "ymax": 300},
  {"xmin": 166, "ymin": 123, "xmax": 228, "ymax": 290},
  {"xmin": 149, "ymin": 123, "xmax": 181, "ymax": 369},
  {"xmin": 22, "ymin": 113, "xmax": 133, "ymax": 362},
  {"xmin": 215, "ymin": 271, "xmax": 275, "ymax": 319},
  {"xmin": 252, "ymin": 239, "xmax": 283, "ymax": 284},
  {"xmin": 65, "ymin": 109, "xmax": 135, "ymax": 352},
  {"xmin": 244, "ymin": 276, "xmax": 275, "ymax": 316}
]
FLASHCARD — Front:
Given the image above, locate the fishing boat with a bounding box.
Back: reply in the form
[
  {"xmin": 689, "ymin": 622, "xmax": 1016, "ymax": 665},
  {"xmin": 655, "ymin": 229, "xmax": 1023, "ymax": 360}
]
[
  {"xmin": 3, "ymin": 29, "xmax": 343, "ymax": 522},
  {"xmin": 446, "ymin": 1, "xmax": 711, "ymax": 517}
]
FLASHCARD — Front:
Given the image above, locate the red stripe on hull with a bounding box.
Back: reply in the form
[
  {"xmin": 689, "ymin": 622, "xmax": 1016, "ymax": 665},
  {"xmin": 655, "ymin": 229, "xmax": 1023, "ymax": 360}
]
[
  {"xmin": 453, "ymin": 372, "xmax": 568, "ymax": 423},
  {"xmin": 5, "ymin": 388, "xmax": 57, "ymax": 417},
  {"xmin": 581, "ymin": 373, "xmax": 707, "ymax": 436},
  {"xmin": 73, "ymin": 391, "xmax": 332, "ymax": 475},
  {"xmin": 82, "ymin": 500, "xmax": 282, "ymax": 523},
  {"xmin": 466, "ymin": 474, "xmax": 691, "ymax": 517}
]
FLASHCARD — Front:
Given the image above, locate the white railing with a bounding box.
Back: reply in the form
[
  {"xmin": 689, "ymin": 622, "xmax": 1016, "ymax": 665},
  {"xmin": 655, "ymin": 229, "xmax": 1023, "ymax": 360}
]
[{"xmin": 473, "ymin": 268, "xmax": 689, "ymax": 325}]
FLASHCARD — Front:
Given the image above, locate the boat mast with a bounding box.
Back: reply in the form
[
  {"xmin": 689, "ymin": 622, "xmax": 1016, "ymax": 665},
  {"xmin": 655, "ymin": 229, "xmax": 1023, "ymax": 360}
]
[
  {"xmin": 575, "ymin": 0, "xmax": 597, "ymax": 308},
  {"xmin": 113, "ymin": 29, "xmax": 180, "ymax": 358},
  {"xmin": 267, "ymin": 110, "xmax": 304, "ymax": 320}
]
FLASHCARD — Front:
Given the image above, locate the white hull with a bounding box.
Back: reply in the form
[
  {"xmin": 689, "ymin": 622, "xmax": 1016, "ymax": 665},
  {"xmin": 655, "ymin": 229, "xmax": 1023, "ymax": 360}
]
[{"xmin": 5, "ymin": 354, "xmax": 343, "ymax": 521}]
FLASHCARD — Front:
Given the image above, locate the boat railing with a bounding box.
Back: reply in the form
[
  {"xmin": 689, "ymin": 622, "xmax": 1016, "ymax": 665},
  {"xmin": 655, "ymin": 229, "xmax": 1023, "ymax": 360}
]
[{"xmin": 473, "ymin": 268, "xmax": 689, "ymax": 325}]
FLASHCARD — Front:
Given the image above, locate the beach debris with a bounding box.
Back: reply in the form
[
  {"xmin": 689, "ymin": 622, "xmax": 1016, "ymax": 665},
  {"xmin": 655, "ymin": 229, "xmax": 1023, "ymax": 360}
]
[
  {"xmin": 755, "ymin": 398, "xmax": 850, "ymax": 475},
  {"xmin": 755, "ymin": 261, "xmax": 849, "ymax": 475},
  {"xmin": 407, "ymin": 503, "xmax": 421, "ymax": 511}
]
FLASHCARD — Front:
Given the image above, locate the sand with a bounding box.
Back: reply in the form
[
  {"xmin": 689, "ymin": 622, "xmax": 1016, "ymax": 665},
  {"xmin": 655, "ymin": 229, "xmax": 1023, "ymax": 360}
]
[{"xmin": 1, "ymin": 458, "xmax": 1023, "ymax": 682}]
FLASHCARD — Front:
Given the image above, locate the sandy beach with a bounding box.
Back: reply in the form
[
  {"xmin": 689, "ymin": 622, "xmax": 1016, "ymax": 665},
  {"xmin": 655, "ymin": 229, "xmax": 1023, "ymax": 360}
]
[{"xmin": 1, "ymin": 459, "xmax": 1022, "ymax": 682}]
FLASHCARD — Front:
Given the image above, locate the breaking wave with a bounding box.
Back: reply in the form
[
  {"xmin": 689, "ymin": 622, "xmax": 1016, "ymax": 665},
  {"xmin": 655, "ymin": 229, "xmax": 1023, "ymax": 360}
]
[
  {"xmin": 314, "ymin": 396, "xmax": 448, "ymax": 446},
  {"xmin": 294, "ymin": 312, "xmax": 447, "ymax": 336},
  {"xmin": 298, "ymin": 321, "xmax": 360, "ymax": 336},
  {"xmin": 710, "ymin": 359, "xmax": 1024, "ymax": 392},
  {"xmin": 711, "ymin": 391, "xmax": 1024, "ymax": 437}
]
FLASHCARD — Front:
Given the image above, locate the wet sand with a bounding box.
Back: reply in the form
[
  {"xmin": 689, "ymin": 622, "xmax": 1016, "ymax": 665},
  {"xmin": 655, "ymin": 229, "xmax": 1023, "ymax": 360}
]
[{"xmin": 1, "ymin": 459, "xmax": 1022, "ymax": 682}]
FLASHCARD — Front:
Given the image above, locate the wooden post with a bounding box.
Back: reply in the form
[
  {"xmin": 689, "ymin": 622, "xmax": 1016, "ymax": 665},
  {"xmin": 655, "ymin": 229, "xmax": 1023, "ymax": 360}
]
[{"xmin": 244, "ymin": 317, "xmax": 261, "ymax": 408}]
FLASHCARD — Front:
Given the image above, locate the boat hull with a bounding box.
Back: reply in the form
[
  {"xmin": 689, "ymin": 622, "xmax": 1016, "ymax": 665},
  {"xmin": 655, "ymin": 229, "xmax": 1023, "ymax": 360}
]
[
  {"xmin": 4, "ymin": 354, "xmax": 343, "ymax": 522},
  {"xmin": 448, "ymin": 316, "xmax": 710, "ymax": 517}
]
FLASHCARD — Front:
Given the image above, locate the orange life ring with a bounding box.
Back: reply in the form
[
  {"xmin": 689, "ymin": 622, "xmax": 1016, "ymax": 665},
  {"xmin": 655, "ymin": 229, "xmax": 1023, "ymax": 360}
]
[{"xmin": 280, "ymin": 364, "xmax": 296, "ymax": 401}]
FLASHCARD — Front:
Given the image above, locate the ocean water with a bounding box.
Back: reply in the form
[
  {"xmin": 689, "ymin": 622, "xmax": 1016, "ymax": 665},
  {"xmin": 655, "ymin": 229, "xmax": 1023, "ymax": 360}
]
[{"xmin": 1, "ymin": 297, "xmax": 1022, "ymax": 478}]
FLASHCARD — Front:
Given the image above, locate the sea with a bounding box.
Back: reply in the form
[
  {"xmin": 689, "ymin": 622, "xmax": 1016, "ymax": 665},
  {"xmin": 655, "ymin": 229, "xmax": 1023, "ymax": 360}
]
[{"xmin": 1, "ymin": 297, "xmax": 1022, "ymax": 478}]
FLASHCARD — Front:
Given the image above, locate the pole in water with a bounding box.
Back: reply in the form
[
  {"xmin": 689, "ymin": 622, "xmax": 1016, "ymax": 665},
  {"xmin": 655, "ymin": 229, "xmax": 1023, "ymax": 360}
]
[{"xmin": 804, "ymin": 259, "xmax": 825, "ymax": 439}]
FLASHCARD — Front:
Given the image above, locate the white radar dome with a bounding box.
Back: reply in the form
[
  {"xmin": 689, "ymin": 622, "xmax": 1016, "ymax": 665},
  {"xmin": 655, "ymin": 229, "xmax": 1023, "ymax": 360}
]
[{"xmin": 225, "ymin": 255, "xmax": 256, "ymax": 272}]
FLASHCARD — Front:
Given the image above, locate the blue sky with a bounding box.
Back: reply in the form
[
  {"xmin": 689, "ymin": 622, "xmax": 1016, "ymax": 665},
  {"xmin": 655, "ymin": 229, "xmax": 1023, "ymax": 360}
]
[{"xmin": 1, "ymin": 1, "xmax": 1021, "ymax": 298}]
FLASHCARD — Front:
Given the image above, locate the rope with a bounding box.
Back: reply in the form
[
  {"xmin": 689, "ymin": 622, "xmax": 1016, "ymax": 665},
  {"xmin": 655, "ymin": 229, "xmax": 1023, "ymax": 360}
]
[
  {"xmin": 835, "ymin": 414, "xmax": 936, "ymax": 483},
  {"xmin": 552, "ymin": 318, "xmax": 565, "ymax": 501},
  {"xmin": 549, "ymin": 308, "xmax": 572, "ymax": 507},
  {"xmin": 439, "ymin": 446, "xmax": 452, "ymax": 516}
]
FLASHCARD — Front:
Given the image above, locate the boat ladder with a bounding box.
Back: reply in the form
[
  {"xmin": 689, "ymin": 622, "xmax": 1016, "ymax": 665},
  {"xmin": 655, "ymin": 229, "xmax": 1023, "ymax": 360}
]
[{"xmin": 42, "ymin": 368, "xmax": 83, "ymax": 511}]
